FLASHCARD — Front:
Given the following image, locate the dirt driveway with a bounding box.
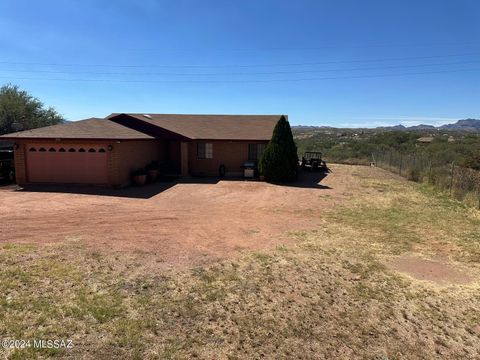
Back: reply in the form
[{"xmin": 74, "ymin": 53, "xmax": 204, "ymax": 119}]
[{"xmin": 0, "ymin": 165, "xmax": 359, "ymax": 267}]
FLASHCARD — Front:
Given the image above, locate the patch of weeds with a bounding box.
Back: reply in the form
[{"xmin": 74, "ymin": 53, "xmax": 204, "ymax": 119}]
[
  {"xmin": 458, "ymin": 230, "xmax": 480, "ymax": 263},
  {"xmin": 160, "ymin": 340, "xmax": 190, "ymax": 360},
  {"xmin": 67, "ymin": 289, "xmax": 124, "ymax": 323},
  {"xmin": 1, "ymin": 243, "xmax": 37, "ymax": 253},
  {"xmin": 329, "ymin": 205, "xmax": 422, "ymax": 254},
  {"xmin": 88, "ymin": 250, "xmax": 103, "ymax": 261},
  {"xmin": 111, "ymin": 318, "xmax": 156, "ymax": 357},
  {"xmin": 1, "ymin": 267, "xmax": 32, "ymax": 287},
  {"xmin": 369, "ymin": 182, "xmax": 391, "ymax": 192},
  {"xmin": 32, "ymin": 258, "xmax": 82, "ymax": 282},
  {"xmin": 342, "ymin": 257, "xmax": 386, "ymax": 280},
  {"xmin": 192, "ymin": 266, "xmax": 217, "ymax": 284},
  {"xmin": 418, "ymin": 184, "xmax": 468, "ymax": 211},
  {"xmin": 251, "ymin": 252, "xmax": 272, "ymax": 264},
  {"xmin": 172, "ymin": 294, "xmax": 202, "ymax": 318},
  {"xmin": 188, "ymin": 267, "xmax": 231, "ymax": 302},
  {"xmin": 353, "ymin": 278, "xmax": 394, "ymax": 301},
  {"xmin": 351, "ymin": 265, "xmax": 413, "ymax": 303},
  {"xmin": 275, "ymin": 244, "xmax": 289, "ymax": 253},
  {"xmin": 287, "ymin": 230, "xmax": 309, "ymax": 240},
  {"xmin": 9, "ymin": 346, "xmax": 63, "ymax": 359}
]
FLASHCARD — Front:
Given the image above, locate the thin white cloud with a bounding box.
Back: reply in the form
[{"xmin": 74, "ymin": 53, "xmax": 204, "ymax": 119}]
[{"xmin": 336, "ymin": 115, "xmax": 460, "ymax": 128}]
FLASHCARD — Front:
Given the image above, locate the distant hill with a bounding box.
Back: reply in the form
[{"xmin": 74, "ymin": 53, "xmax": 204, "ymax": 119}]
[
  {"xmin": 293, "ymin": 119, "xmax": 480, "ymax": 133},
  {"xmin": 438, "ymin": 119, "xmax": 480, "ymax": 132}
]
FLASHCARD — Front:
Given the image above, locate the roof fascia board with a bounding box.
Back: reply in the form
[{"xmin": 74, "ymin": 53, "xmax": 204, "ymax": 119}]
[{"xmin": 0, "ymin": 137, "xmax": 156, "ymax": 141}]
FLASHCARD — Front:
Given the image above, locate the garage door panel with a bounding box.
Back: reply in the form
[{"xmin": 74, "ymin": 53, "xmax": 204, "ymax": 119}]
[{"xmin": 26, "ymin": 144, "xmax": 108, "ymax": 184}]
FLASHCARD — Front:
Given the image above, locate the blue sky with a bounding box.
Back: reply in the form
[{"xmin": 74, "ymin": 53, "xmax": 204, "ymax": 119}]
[{"xmin": 0, "ymin": 0, "xmax": 479, "ymax": 127}]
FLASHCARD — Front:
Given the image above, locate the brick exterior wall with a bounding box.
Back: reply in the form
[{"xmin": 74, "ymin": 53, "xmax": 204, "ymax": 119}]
[
  {"xmin": 180, "ymin": 142, "xmax": 189, "ymax": 176},
  {"xmin": 187, "ymin": 140, "xmax": 268, "ymax": 176},
  {"xmin": 11, "ymin": 139, "xmax": 165, "ymax": 187},
  {"xmin": 113, "ymin": 140, "xmax": 166, "ymax": 186},
  {"xmin": 13, "ymin": 143, "xmax": 27, "ymax": 185},
  {"xmin": 11, "ymin": 138, "xmax": 267, "ymax": 185}
]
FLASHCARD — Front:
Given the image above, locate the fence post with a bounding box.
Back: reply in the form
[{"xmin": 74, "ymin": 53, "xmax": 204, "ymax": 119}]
[
  {"xmin": 428, "ymin": 161, "xmax": 432, "ymax": 184},
  {"xmin": 477, "ymin": 183, "xmax": 480, "ymax": 210},
  {"xmin": 449, "ymin": 162, "xmax": 455, "ymax": 196},
  {"xmin": 399, "ymin": 154, "xmax": 403, "ymax": 176}
]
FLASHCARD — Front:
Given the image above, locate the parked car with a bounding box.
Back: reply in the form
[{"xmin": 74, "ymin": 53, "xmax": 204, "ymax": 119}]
[{"xmin": 0, "ymin": 149, "xmax": 15, "ymax": 183}]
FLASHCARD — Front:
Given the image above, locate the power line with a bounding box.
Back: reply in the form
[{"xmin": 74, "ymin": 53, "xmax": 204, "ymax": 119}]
[
  {"xmin": 0, "ymin": 60, "xmax": 477, "ymax": 77},
  {"xmin": 124, "ymin": 41, "xmax": 480, "ymax": 52},
  {"xmin": 0, "ymin": 67, "xmax": 478, "ymax": 84},
  {"xmin": 0, "ymin": 52, "xmax": 479, "ymax": 69}
]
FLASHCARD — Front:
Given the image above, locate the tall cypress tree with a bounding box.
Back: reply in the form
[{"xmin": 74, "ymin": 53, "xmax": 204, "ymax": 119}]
[{"xmin": 259, "ymin": 115, "xmax": 298, "ymax": 182}]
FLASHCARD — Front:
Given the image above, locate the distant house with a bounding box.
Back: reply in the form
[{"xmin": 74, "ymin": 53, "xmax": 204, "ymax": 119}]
[
  {"xmin": 416, "ymin": 136, "xmax": 434, "ymax": 145},
  {"xmin": 1, "ymin": 113, "xmax": 284, "ymax": 186}
]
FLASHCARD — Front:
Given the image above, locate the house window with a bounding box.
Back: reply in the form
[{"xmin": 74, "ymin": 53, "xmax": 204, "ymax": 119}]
[
  {"xmin": 197, "ymin": 142, "xmax": 213, "ymax": 159},
  {"xmin": 248, "ymin": 143, "xmax": 266, "ymax": 161}
]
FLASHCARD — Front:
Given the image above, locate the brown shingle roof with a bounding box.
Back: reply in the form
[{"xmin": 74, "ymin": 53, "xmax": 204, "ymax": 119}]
[
  {"xmin": 0, "ymin": 118, "xmax": 155, "ymax": 140},
  {"xmin": 108, "ymin": 113, "xmax": 282, "ymax": 140},
  {"xmin": 416, "ymin": 136, "xmax": 434, "ymax": 143}
]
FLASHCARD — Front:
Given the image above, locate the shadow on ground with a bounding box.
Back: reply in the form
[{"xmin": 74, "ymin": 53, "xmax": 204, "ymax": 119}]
[
  {"xmin": 285, "ymin": 169, "xmax": 331, "ymax": 189},
  {"xmin": 11, "ymin": 169, "xmax": 331, "ymax": 199}
]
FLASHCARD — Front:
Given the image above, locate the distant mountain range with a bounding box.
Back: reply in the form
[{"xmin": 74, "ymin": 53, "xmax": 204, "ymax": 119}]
[{"xmin": 294, "ymin": 119, "xmax": 480, "ymax": 133}]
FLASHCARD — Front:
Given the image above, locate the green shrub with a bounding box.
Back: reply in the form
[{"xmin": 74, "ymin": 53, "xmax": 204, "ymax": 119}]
[
  {"xmin": 461, "ymin": 154, "xmax": 480, "ymax": 170},
  {"xmin": 259, "ymin": 116, "xmax": 298, "ymax": 182}
]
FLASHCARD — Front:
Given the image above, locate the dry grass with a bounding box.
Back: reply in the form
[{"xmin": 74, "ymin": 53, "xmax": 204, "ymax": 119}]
[{"xmin": 1, "ymin": 164, "xmax": 479, "ymax": 359}]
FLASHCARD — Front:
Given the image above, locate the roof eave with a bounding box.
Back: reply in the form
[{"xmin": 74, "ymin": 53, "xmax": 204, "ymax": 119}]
[
  {"xmin": 0, "ymin": 136, "xmax": 155, "ymax": 141},
  {"xmin": 192, "ymin": 138, "xmax": 271, "ymax": 141}
]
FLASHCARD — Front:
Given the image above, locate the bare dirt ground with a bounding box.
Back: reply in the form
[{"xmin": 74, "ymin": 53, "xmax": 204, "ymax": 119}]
[
  {"xmin": 389, "ymin": 255, "xmax": 474, "ymax": 285},
  {"xmin": 1, "ymin": 164, "xmax": 479, "ymax": 359},
  {"xmin": 0, "ymin": 170, "xmax": 347, "ymax": 268}
]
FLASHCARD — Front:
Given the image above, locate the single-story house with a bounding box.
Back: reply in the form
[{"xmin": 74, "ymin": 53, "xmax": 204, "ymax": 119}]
[
  {"xmin": 0, "ymin": 113, "xmax": 284, "ymax": 187},
  {"xmin": 416, "ymin": 136, "xmax": 434, "ymax": 145}
]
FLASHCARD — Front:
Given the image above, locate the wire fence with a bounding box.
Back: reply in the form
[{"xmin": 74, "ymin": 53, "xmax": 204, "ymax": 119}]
[{"xmin": 372, "ymin": 150, "xmax": 480, "ymax": 209}]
